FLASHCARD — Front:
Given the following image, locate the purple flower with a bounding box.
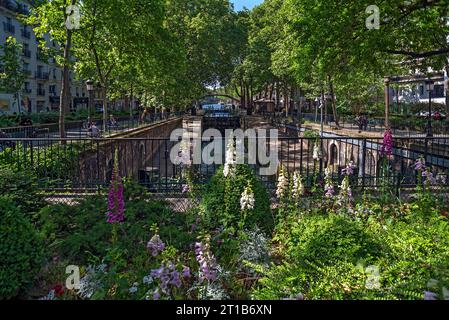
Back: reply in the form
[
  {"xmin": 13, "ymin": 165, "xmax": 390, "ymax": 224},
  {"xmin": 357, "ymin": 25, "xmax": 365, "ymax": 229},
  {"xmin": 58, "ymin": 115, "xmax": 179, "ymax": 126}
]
[
  {"xmin": 106, "ymin": 150, "xmax": 125, "ymax": 224},
  {"xmin": 380, "ymin": 129, "xmax": 393, "ymax": 157},
  {"xmin": 182, "ymin": 266, "xmax": 191, "ymax": 278},
  {"xmin": 325, "ymin": 185, "xmax": 335, "ymax": 198},
  {"xmin": 423, "ymin": 170, "xmax": 437, "ymax": 185},
  {"xmin": 413, "ymin": 158, "xmax": 426, "ymax": 171},
  {"xmin": 195, "ymin": 240, "xmax": 218, "ymax": 283},
  {"xmin": 341, "ymin": 162, "xmax": 356, "ymax": 176},
  {"xmin": 153, "ymin": 290, "xmax": 161, "ymax": 300},
  {"xmin": 424, "ymin": 291, "xmax": 438, "ymax": 300},
  {"xmin": 182, "ymin": 184, "xmax": 190, "ymax": 193},
  {"xmin": 169, "ymin": 271, "xmax": 182, "ymax": 288},
  {"xmin": 147, "ymin": 234, "xmax": 165, "ymax": 257}
]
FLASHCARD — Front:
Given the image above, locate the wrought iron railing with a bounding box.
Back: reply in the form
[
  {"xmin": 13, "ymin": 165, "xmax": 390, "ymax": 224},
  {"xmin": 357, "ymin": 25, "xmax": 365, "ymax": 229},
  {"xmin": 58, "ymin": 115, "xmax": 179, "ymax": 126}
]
[{"xmin": 0, "ymin": 136, "xmax": 447, "ymax": 195}]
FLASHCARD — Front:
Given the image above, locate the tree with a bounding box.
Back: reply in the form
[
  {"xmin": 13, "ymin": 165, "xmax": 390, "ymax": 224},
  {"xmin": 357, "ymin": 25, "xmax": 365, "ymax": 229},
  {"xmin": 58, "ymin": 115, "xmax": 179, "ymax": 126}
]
[
  {"xmin": 28, "ymin": 0, "xmax": 79, "ymax": 139},
  {"xmin": 0, "ymin": 37, "xmax": 27, "ymax": 114}
]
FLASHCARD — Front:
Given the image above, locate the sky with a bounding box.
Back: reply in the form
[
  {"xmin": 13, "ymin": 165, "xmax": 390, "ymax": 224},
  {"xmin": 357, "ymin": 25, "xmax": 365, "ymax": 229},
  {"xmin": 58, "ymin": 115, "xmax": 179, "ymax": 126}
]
[{"xmin": 231, "ymin": 0, "xmax": 264, "ymax": 11}]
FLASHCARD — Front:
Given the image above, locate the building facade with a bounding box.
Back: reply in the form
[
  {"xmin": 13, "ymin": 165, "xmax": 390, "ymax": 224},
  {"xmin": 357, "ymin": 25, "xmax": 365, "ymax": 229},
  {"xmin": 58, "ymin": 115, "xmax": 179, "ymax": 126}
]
[{"xmin": 0, "ymin": 0, "xmax": 88, "ymax": 115}]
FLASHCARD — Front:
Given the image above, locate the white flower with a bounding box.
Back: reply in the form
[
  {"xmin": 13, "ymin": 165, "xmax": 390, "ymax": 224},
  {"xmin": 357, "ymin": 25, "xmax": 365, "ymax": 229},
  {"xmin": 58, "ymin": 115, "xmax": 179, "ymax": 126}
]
[
  {"xmin": 276, "ymin": 166, "xmax": 289, "ymax": 199},
  {"xmin": 436, "ymin": 173, "xmax": 447, "ymax": 185},
  {"xmin": 292, "ymin": 171, "xmax": 305, "ymax": 199},
  {"xmin": 143, "ymin": 275, "xmax": 153, "ymax": 285},
  {"xmin": 313, "ymin": 143, "xmax": 321, "ymax": 160},
  {"xmin": 177, "ymin": 140, "xmax": 192, "ymax": 166},
  {"xmin": 129, "ymin": 283, "xmax": 139, "ymax": 294},
  {"xmin": 223, "ymin": 138, "xmax": 236, "ymax": 177},
  {"xmin": 337, "ymin": 176, "xmax": 353, "ymax": 205},
  {"xmin": 240, "ymin": 185, "xmax": 255, "ymax": 211}
]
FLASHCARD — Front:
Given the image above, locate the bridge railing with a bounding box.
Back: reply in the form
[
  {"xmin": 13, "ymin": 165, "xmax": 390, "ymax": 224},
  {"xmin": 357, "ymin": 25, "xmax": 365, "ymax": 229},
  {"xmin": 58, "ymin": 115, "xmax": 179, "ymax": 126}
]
[
  {"xmin": 0, "ymin": 136, "xmax": 448, "ymax": 195},
  {"xmin": 0, "ymin": 112, "xmax": 182, "ymax": 140}
]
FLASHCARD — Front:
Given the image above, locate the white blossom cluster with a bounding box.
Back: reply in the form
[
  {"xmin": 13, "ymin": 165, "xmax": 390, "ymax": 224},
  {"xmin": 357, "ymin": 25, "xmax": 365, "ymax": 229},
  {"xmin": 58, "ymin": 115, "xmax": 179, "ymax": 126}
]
[
  {"xmin": 240, "ymin": 185, "xmax": 255, "ymax": 211},
  {"xmin": 292, "ymin": 171, "xmax": 305, "ymax": 199},
  {"xmin": 276, "ymin": 166, "xmax": 289, "ymax": 199},
  {"xmin": 312, "ymin": 142, "xmax": 321, "ymax": 161},
  {"xmin": 223, "ymin": 138, "xmax": 236, "ymax": 177}
]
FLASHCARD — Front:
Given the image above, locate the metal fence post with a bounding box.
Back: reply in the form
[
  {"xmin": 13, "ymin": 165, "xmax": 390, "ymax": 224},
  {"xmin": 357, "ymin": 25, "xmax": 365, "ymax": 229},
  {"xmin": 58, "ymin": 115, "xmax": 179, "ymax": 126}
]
[{"xmin": 361, "ymin": 139, "xmax": 367, "ymax": 191}]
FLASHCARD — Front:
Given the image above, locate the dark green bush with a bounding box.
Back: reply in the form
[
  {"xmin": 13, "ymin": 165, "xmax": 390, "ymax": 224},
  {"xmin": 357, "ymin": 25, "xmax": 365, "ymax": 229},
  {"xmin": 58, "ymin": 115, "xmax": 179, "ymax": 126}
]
[
  {"xmin": 201, "ymin": 164, "xmax": 272, "ymax": 232},
  {"xmin": 0, "ymin": 197, "xmax": 45, "ymax": 299}
]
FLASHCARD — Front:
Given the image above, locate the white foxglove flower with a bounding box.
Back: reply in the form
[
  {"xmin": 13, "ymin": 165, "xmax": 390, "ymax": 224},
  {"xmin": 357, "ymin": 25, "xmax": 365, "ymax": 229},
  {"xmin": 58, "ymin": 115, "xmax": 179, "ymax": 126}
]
[
  {"xmin": 292, "ymin": 171, "xmax": 305, "ymax": 199},
  {"xmin": 223, "ymin": 138, "xmax": 236, "ymax": 177},
  {"xmin": 240, "ymin": 185, "xmax": 255, "ymax": 211},
  {"xmin": 276, "ymin": 166, "xmax": 289, "ymax": 199},
  {"xmin": 313, "ymin": 143, "xmax": 321, "ymax": 161}
]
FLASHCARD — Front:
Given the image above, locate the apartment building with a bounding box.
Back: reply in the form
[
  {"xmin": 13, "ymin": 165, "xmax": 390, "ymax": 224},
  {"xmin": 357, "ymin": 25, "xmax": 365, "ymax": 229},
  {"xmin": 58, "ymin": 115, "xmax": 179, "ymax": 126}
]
[{"xmin": 0, "ymin": 0, "xmax": 88, "ymax": 115}]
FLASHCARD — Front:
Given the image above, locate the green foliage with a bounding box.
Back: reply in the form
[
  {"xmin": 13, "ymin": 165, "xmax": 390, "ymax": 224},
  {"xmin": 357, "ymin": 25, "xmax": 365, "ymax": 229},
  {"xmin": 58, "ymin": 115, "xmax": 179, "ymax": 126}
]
[
  {"xmin": 200, "ymin": 164, "xmax": 272, "ymax": 233},
  {"xmin": 0, "ymin": 37, "xmax": 27, "ymax": 97},
  {"xmin": 0, "ymin": 142, "xmax": 80, "ymax": 186},
  {"xmin": 37, "ymin": 196, "xmax": 194, "ymax": 264},
  {"xmin": 253, "ymin": 202, "xmax": 449, "ymax": 300},
  {"xmin": 0, "ymin": 197, "xmax": 45, "ymax": 299},
  {"xmin": 0, "ymin": 167, "xmax": 45, "ymax": 215}
]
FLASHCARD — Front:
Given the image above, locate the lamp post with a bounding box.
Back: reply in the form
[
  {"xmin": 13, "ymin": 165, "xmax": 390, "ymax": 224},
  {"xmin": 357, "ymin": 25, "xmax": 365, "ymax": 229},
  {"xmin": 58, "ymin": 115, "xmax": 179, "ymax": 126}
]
[
  {"xmin": 425, "ymin": 79, "xmax": 434, "ymax": 137},
  {"xmin": 86, "ymin": 79, "xmax": 94, "ymax": 120}
]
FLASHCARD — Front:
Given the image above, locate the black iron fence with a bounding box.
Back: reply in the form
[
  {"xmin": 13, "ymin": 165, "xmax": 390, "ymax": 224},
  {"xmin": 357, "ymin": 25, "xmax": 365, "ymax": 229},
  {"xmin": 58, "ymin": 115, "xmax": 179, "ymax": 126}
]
[
  {"xmin": 1, "ymin": 136, "xmax": 448, "ymax": 195},
  {"xmin": 263, "ymin": 112, "xmax": 449, "ymax": 137}
]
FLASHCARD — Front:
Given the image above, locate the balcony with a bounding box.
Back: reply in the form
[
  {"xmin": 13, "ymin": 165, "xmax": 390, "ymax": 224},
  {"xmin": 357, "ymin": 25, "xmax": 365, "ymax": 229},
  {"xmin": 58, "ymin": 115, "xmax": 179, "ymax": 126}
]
[
  {"xmin": 0, "ymin": 0, "xmax": 29, "ymax": 15},
  {"xmin": 21, "ymin": 29, "xmax": 31, "ymax": 39},
  {"xmin": 22, "ymin": 88, "xmax": 32, "ymax": 94},
  {"xmin": 35, "ymin": 72, "xmax": 49, "ymax": 80},
  {"xmin": 22, "ymin": 49, "xmax": 31, "ymax": 58},
  {"xmin": 23, "ymin": 70, "xmax": 32, "ymax": 77},
  {"xmin": 37, "ymin": 89, "xmax": 46, "ymax": 96},
  {"xmin": 3, "ymin": 22, "xmax": 15, "ymax": 34}
]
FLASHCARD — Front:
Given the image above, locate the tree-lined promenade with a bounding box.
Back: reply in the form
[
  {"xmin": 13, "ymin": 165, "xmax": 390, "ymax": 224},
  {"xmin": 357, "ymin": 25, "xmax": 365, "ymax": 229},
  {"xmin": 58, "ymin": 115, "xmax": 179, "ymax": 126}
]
[{"xmin": 1, "ymin": 0, "xmax": 448, "ymax": 138}]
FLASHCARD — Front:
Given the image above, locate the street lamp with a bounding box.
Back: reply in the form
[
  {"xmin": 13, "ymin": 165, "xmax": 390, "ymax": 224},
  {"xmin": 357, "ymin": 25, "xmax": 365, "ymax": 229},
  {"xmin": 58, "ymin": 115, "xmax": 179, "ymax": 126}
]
[
  {"xmin": 425, "ymin": 79, "xmax": 434, "ymax": 137},
  {"xmin": 86, "ymin": 80, "xmax": 94, "ymax": 120}
]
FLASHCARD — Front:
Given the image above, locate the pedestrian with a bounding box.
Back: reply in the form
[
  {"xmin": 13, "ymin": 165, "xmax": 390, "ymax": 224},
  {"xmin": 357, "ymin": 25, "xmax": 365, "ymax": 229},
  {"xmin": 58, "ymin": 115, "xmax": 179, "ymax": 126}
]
[
  {"xmin": 362, "ymin": 115, "xmax": 368, "ymax": 131},
  {"xmin": 88, "ymin": 123, "xmax": 101, "ymax": 138}
]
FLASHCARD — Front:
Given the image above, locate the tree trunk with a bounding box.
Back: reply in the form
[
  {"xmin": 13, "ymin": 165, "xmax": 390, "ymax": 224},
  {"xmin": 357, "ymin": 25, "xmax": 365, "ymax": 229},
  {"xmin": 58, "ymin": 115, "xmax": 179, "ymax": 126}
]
[
  {"xmin": 102, "ymin": 84, "xmax": 108, "ymax": 133},
  {"xmin": 445, "ymin": 64, "xmax": 449, "ymax": 114},
  {"xmin": 328, "ymin": 75, "xmax": 339, "ymax": 128},
  {"xmin": 275, "ymin": 82, "xmax": 280, "ymax": 113},
  {"xmin": 59, "ymin": 30, "xmax": 72, "ymax": 140}
]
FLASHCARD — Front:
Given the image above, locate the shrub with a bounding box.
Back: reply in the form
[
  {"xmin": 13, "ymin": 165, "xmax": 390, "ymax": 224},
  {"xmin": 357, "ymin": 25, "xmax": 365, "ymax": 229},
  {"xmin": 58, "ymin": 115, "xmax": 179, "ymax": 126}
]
[
  {"xmin": 201, "ymin": 164, "xmax": 272, "ymax": 232},
  {"xmin": 0, "ymin": 197, "xmax": 45, "ymax": 299}
]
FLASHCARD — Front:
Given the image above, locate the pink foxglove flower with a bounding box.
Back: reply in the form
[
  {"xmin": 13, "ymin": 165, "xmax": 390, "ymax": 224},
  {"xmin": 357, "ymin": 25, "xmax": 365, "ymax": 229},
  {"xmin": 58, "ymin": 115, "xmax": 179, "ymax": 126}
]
[
  {"xmin": 106, "ymin": 149, "xmax": 125, "ymax": 224},
  {"xmin": 380, "ymin": 129, "xmax": 393, "ymax": 157}
]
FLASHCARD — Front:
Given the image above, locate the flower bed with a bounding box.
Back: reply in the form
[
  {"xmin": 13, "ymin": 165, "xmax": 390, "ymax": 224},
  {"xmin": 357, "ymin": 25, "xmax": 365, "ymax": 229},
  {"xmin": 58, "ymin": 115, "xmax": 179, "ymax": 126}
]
[{"xmin": 1, "ymin": 140, "xmax": 449, "ymax": 301}]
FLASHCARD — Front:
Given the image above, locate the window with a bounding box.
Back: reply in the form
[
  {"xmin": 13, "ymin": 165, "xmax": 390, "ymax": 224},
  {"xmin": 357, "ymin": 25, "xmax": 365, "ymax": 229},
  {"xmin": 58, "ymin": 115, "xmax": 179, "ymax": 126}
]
[
  {"xmin": 434, "ymin": 85, "xmax": 444, "ymax": 98},
  {"xmin": 420, "ymin": 85, "xmax": 424, "ymax": 96},
  {"xmin": 49, "ymin": 85, "xmax": 56, "ymax": 95}
]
